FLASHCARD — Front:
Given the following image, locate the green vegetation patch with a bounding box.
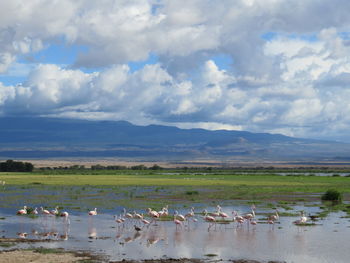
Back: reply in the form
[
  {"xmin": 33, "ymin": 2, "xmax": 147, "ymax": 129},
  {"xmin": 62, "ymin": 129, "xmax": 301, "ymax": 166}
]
[
  {"xmin": 0, "ymin": 242, "xmax": 16, "ymax": 248},
  {"xmin": 321, "ymin": 189, "xmax": 343, "ymax": 202}
]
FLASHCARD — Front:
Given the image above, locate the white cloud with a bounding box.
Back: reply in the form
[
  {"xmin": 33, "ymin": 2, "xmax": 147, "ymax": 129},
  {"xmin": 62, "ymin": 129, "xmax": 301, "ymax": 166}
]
[{"xmin": 2, "ymin": 1, "xmax": 350, "ymax": 141}]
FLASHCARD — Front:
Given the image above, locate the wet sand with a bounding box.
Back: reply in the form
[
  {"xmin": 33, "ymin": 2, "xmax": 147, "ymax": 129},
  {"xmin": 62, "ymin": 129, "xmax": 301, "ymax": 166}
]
[
  {"xmin": 0, "ymin": 249, "xmax": 286, "ymax": 263},
  {"xmin": 0, "ymin": 249, "xmax": 96, "ymax": 263}
]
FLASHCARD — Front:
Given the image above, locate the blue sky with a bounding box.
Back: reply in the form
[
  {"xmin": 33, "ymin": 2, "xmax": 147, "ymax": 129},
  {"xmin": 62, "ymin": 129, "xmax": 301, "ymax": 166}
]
[{"xmin": 1, "ymin": 0, "xmax": 350, "ymax": 142}]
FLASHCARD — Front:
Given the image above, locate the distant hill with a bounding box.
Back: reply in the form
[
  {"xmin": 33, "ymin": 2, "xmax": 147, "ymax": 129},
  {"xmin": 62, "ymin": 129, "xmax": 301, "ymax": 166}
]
[{"xmin": 0, "ymin": 117, "xmax": 349, "ymax": 161}]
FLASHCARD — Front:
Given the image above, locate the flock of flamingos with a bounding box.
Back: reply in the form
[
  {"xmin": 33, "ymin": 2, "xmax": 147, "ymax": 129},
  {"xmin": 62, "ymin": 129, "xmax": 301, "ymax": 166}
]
[{"xmin": 16, "ymin": 204, "xmax": 309, "ymax": 233}]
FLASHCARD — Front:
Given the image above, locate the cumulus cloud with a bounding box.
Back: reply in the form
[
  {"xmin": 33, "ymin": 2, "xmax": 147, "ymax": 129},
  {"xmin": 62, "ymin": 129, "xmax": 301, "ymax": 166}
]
[{"xmin": 1, "ymin": 0, "xmax": 350, "ymax": 141}]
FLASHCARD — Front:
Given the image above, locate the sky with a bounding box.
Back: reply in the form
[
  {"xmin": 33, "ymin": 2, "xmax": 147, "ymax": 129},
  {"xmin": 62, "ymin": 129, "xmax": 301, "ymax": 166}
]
[{"xmin": 1, "ymin": 0, "xmax": 350, "ymax": 142}]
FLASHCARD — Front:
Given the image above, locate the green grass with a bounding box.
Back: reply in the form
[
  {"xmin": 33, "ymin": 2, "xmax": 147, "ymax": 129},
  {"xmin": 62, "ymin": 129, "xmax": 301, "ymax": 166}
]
[
  {"xmin": 1, "ymin": 171, "xmax": 350, "ymax": 192},
  {"xmin": 1, "ymin": 170, "xmax": 350, "ymax": 208},
  {"xmin": 31, "ymin": 247, "xmax": 64, "ymax": 254},
  {"xmin": 0, "ymin": 242, "xmax": 16, "ymax": 248}
]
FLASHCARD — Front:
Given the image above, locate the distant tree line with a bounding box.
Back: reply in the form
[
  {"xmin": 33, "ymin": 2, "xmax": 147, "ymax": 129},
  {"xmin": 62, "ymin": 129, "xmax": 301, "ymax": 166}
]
[
  {"xmin": 39, "ymin": 164, "xmax": 164, "ymax": 171},
  {"xmin": 0, "ymin": 160, "xmax": 34, "ymax": 172}
]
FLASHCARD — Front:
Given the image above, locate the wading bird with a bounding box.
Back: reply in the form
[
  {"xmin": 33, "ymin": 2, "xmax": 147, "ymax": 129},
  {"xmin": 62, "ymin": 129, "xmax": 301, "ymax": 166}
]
[
  {"xmin": 173, "ymin": 213, "xmax": 183, "ymax": 230},
  {"xmin": 88, "ymin": 208, "xmax": 97, "ymax": 216},
  {"xmin": 17, "ymin": 206, "xmax": 27, "ymax": 215}
]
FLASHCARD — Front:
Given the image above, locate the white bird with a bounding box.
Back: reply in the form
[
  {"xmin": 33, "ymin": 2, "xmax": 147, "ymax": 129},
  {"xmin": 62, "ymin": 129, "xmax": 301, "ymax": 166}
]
[
  {"xmin": 268, "ymin": 210, "xmax": 279, "ymax": 222},
  {"xmin": 17, "ymin": 206, "xmax": 27, "ymax": 215},
  {"xmin": 50, "ymin": 206, "xmax": 59, "ymax": 216},
  {"xmin": 88, "ymin": 208, "xmax": 97, "ymax": 216},
  {"xmin": 174, "ymin": 210, "xmax": 185, "ymax": 221}
]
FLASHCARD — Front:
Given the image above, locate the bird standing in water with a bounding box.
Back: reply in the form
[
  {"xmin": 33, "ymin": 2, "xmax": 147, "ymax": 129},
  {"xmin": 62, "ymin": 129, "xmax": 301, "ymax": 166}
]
[{"xmin": 134, "ymin": 225, "xmax": 142, "ymax": 232}]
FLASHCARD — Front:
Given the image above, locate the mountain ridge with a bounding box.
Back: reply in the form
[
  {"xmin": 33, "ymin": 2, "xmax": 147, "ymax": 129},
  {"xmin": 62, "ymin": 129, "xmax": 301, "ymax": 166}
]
[{"xmin": 0, "ymin": 117, "xmax": 349, "ymax": 161}]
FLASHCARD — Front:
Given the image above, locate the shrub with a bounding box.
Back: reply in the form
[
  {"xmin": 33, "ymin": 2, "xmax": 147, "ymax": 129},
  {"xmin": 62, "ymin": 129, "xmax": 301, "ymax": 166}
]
[{"xmin": 321, "ymin": 189, "xmax": 342, "ymax": 202}]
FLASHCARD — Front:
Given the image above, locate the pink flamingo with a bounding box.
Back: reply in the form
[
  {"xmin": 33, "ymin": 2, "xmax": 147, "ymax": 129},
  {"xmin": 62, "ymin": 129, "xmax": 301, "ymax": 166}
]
[
  {"xmin": 60, "ymin": 211, "xmax": 69, "ymax": 217},
  {"xmin": 147, "ymin": 208, "xmax": 159, "ymax": 224},
  {"xmin": 203, "ymin": 210, "xmax": 216, "ymax": 230},
  {"xmin": 147, "ymin": 208, "xmax": 159, "ymax": 218},
  {"xmin": 268, "ymin": 209, "xmax": 279, "ymax": 222},
  {"xmin": 185, "ymin": 207, "xmax": 197, "ymax": 225},
  {"xmin": 40, "ymin": 207, "xmax": 50, "ymax": 215},
  {"xmin": 17, "ymin": 206, "xmax": 27, "ymax": 215},
  {"xmin": 243, "ymin": 206, "xmax": 256, "ymax": 221},
  {"xmin": 185, "ymin": 207, "xmax": 195, "ymax": 218},
  {"xmin": 50, "ymin": 206, "xmax": 59, "ymax": 216},
  {"xmin": 232, "ymin": 210, "xmax": 245, "ymax": 227},
  {"xmin": 158, "ymin": 205, "xmax": 169, "ymax": 217},
  {"xmin": 88, "ymin": 208, "xmax": 97, "ymax": 216},
  {"xmin": 141, "ymin": 215, "xmax": 151, "ymax": 227},
  {"xmin": 31, "ymin": 207, "xmax": 38, "ymax": 215},
  {"xmin": 174, "ymin": 210, "xmax": 185, "ymax": 221},
  {"xmin": 293, "ymin": 211, "xmax": 307, "ymax": 225},
  {"xmin": 60, "ymin": 211, "xmax": 70, "ymax": 224},
  {"xmin": 300, "ymin": 211, "xmax": 308, "ymax": 223},
  {"xmin": 124, "ymin": 208, "xmax": 133, "ymax": 219},
  {"xmin": 217, "ymin": 206, "xmax": 229, "ymax": 220},
  {"xmin": 133, "ymin": 211, "xmax": 143, "ymax": 220},
  {"xmin": 173, "ymin": 213, "xmax": 183, "ymax": 230},
  {"xmin": 114, "ymin": 215, "xmax": 124, "ymax": 225},
  {"xmin": 208, "ymin": 205, "xmax": 220, "ymax": 217}
]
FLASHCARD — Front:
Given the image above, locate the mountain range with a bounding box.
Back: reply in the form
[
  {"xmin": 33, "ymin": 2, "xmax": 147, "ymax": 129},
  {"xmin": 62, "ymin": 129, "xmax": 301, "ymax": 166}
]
[{"xmin": 0, "ymin": 117, "xmax": 349, "ymax": 162}]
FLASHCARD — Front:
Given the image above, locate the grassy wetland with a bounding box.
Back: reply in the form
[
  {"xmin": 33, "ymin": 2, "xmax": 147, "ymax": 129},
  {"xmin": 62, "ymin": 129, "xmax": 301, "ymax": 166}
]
[
  {"xmin": 1, "ymin": 168, "xmax": 350, "ymax": 262},
  {"xmin": 1, "ymin": 168, "xmax": 350, "ymax": 210}
]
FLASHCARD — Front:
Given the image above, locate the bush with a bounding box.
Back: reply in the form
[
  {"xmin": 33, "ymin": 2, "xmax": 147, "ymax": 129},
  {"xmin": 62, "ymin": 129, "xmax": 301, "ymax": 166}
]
[
  {"xmin": 0, "ymin": 160, "xmax": 34, "ymax": 172},
  {"xmin": 321, "ymin": 189, "xmax": 342, "ymax": 202}
]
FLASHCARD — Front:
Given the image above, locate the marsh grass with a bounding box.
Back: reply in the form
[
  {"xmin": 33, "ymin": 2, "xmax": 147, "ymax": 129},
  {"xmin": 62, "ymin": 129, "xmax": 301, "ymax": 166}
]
[
  {"xmin": 32, "ymin": 247, "xmax": 64, "ymax": 254},
  {"xmin": 0, "ymin": 242, "xmax": 16, "ymax": 248},
  {"xmin": 1, "ymin": 170, "xmax": 350, "ymax": 210}
]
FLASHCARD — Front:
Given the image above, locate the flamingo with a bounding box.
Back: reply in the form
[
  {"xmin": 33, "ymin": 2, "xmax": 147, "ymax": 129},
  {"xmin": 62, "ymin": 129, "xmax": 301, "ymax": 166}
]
[
  {"xmin": 40, "ymin": 207, "xmax": 50, "ymax": 215},
  {"xmin": 174, "ymin": 210, "xmax": 185, "ymax": 221},
  {"xmin": 123, "ymin": 208, "xmax": 134, "ymax": 219},
  {"xmin": 60, "ymin": 211, "xmax": 69, "ymax": 217},
  {"xmin": 141, "ymin": 215, "xmax": 151, "ymax": 227},
  {"xmin": 268, "ymin": 209, "xmax": 279, "ymax": 222},
  {"xmin": 31, "ymin": 207, "xmax": 38, "ymax": 215},
  {"xmin": 114, "ymin": 215, "xmax": 125, "ymax": 229},
  {"xmin": 217, "ymin": 206, "xmax": 229, "ymax": 220},
  {"xmin": 50, "ymin": 206, "xmax": 59, "ymax": 216},
  {"xmin": 293, "ymin": 212, "xmax": 307, "ymax": 225},
  {"xmin": 114, "ymin": 215, "xmax": 124, "ymax": 224},
  {"xmin": 185, "ymin": 207, "xmax": 195, "ymax": 218},
  {"xmin": 147, "ymin": 208, "xmax": 159, "ymax": 224},
  {"xmin": 88, "ymin": 208, "xmax": 97, "ymax": 216},
  {"xmin": 173, "ymin": 213, "xmax": 183, "ymax": 230},
  {"xmin": 208, "ymin": 205, "xmax": 220, "ymax": 217},
  {"xmin": 185, "ymin": 207, "xmax": 197, "ymax": 224},
  {"xmin": 300, "ymin": 211, "xmax": 308, "ymax": 223},
  {"xmin": 158, "ymin": 205, "xmax": 169, "ymax": 217},
  {"xmin": 17, "ymin": 206, "xmax": 27, "ymax": 215},
  {"xmin": 243, "ymin": 206, "xmax": 256, "ymax": 221},
  {"xmin": 203, "ymin": 210, "xmax": 216, "ymax": 230},
  {"xmin": 147, "ymin": 208, "xmax": 159, "ymax": 218},
  {"xmin": 17, "ymin": 232, "xmax": 28, "ymax": 238},
  {"xmin": 232, "ymin": 211, "xmax": 245, "ymax": 227},
  {"xmin": 133, "ymin": 211, "xmax": 143, "ymax": 220},
  {"xmin": 60, "ymin": 211, "xmax": 70, "ymax": 224}
]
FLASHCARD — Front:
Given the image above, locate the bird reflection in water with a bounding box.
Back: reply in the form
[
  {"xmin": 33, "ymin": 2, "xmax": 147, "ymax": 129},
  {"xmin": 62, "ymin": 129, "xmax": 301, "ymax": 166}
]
[{"xmin": 88, "ymin": 226, "xmax": 97, "ymax": 239}]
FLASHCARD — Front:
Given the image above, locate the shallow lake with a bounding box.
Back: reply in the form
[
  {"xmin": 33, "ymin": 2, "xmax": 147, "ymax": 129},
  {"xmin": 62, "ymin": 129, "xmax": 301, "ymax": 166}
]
[{"xmin": 1, "ymin": 204, "xmax": 350, "ymax": 263}]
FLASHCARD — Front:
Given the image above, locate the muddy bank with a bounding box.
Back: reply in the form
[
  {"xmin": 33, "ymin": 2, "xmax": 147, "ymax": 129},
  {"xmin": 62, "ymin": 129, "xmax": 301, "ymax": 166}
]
[
  {"xmin": 111, "ymin": 259, "xmax": 286, "ymax": 263},
  {"xmin": 0, "ymin": 249, "xmax": 100, "ymax": 263}
]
